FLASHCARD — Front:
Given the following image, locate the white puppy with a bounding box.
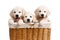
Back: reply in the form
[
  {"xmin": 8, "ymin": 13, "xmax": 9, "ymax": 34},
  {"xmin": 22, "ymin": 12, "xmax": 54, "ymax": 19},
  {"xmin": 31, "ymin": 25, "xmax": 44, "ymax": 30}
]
[
  {"xmin": 8, "ymin": 7, "xmax": 26, "ymax": 27},
  {"xmin": 22, "ymin": 12, "xmax": 37, "ymax": 28},
  {"xmin": 23, "ymin": 12, "xmax": 36, "ymax": 23},
  {"xmin": 35, "ymin": 6, "xmax": 50, "ymax": 28}
]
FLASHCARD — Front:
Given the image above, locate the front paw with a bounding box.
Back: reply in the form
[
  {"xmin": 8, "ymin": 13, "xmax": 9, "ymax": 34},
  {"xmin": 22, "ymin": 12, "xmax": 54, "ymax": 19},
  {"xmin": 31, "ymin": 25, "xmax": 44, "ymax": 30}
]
[
  {"xmin": 18, "ymin": 20, "xmax": 24, "ymax": 25},
  {"xmin": 9, "ymin": 22, "xmax": 18, "ymax": 27},
  {"xmin": 18, "ymin": 22, "xmax": 23, "ymax": 25},
  {"xmin": 13, "ymin": 22, "xmax": 18, "ymax": 25},
  {"xmin": 40, "ymin": 22, "xmax": 43, "ymax": 26}
]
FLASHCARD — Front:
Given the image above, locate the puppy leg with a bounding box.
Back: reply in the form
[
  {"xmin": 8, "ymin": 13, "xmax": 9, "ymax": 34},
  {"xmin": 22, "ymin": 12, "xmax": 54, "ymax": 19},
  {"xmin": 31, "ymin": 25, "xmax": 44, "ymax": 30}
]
[
  {"xmin": 40, "ymin": 19, "xmax": 51, "ymax": 28},
  {"xmin": 8, "ymin": 19, "xmax": 18, "ymax": 26}
]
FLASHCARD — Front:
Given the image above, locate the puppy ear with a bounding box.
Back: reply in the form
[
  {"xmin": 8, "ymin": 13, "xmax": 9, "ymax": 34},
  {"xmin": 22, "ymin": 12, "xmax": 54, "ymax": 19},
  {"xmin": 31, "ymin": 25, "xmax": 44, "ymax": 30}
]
[
  {"xmin": 34, "ymin": 9, "xmax": 37, "ymax": 15},
  {"xmin": 47, "ymin": 10, "xmax": 50, "ymax": 17},
  {"xmin": 32, "ymin": 15, "xmax": 38, "ymax": 23},
  {"xmin": 10, "ymin": 10, "xmax": 14, "ymax": 19},
  {"xmin": 34, "ymin": 9, "xmax": 39, "ymax": 17},
  {"xmin": 22, "ymin": 9, "xmax": 26, "ymax": 20},
  {"xmin": 22, "ymin": 9, "xmax": 26, "ymax": 17}
]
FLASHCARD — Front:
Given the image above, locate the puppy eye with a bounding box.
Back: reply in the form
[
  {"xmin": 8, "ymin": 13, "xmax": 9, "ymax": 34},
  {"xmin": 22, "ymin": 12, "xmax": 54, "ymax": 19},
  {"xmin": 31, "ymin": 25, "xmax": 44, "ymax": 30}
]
[
  {"xmin": 30, "ymin": 16, "xmax": 32, "ymax": 18},
  {"xmin": 19, "ymin": 11, "xmax": 21, "ymax": 13},
  {"xmin": 44, "ymin": 11, "xmax": 46, "ymax": 13},
  {"xmin": 25, "ymin": 16, "xmax": 27, "ymax": 17},
  {"xmin": 39, "ymin": 10, "xmax": 41, "ymax": 12},
  {"xmin": 14, "ymin": 11, "xmax": 16, "ymax": 13}
]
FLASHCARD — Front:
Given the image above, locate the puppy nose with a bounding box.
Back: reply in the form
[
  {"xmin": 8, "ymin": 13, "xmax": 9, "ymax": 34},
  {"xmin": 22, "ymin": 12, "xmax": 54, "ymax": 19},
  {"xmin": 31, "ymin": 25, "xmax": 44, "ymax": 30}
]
[
  {"xmin": 41, "ymin": 14, "xmax": 44, "ymax": 17},
  {"xmin": 16, "ymin": 15, "xmax": 18, "ymax": 17},
  {"xmin": 27, "ymin": 19, "xmax": 30, "ymax": 22}
]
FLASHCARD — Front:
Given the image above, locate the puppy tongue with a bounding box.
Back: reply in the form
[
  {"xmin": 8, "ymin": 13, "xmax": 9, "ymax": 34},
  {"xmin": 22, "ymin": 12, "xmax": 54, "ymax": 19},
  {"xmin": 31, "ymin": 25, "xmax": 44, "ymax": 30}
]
[
  {"xmin": 41, "ymin": 16, "xmax": 44, "ymax": 18},
  {"xmin": 15, "ymin": 18, "xmax": 20, "ymax": 22}
]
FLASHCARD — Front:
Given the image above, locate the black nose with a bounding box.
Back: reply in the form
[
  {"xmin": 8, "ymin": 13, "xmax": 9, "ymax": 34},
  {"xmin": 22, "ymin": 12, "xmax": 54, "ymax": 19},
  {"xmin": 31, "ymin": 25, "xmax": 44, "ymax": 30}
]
[
  {"xmin": 41, "ymin": 14, "xmax": 44, "ymax": 17},
  {"xmin": 27, "ymin": 19, "xmax": 30, "ymax": 22},
  {"xmin": 16, "ymin": 15, "xmax": 18, "ymax": 17}
]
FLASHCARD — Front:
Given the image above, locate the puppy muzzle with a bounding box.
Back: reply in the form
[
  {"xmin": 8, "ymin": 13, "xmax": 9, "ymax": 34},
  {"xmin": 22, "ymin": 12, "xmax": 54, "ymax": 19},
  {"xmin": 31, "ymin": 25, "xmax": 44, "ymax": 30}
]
[
  {"xmin": 16, "ymin": 15, "xmax": 18, "ymax": 17},
  {"xmin": 15, "ymin": 15, "xmax": 20, "ymax": 19},
  {"xmin": 41, "ymin": 14, "xmax": 44, "ymax": 18},
  {"xmin": 27, "ymin": 19, "xmax": 30, "ymax": 22}
]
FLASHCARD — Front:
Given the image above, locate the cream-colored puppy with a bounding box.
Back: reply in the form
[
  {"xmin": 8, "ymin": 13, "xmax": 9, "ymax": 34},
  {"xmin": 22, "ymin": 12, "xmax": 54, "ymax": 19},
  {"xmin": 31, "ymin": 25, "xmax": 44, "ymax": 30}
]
[
  {"xmin": 35, "ymin": 6, "xmax": 50, "ymax": 28},
  {"xmin": 22, "ymin": 12, "xmax": 37, "ymax": 28},
  {"xmin": 8, "ymin": 7, "xmax": 26, "ymax": 27},
  {"xmin": 23, "ymin": 12, "xmax": 36, "ymax": 23}
]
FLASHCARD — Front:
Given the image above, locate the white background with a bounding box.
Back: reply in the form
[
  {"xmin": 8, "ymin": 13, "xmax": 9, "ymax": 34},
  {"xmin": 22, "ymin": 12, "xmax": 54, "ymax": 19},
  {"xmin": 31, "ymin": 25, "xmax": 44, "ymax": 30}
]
[{"xmin": 0, "ymin": 0, "xmax": 60, "ymax": 40}]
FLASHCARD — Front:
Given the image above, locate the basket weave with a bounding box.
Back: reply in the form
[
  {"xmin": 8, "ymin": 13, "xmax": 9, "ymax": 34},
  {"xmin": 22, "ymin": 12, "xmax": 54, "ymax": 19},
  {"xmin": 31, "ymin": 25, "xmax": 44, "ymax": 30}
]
[{"xmin": 9, "ymin": 28, "xmax": 51, "ymax": 40}]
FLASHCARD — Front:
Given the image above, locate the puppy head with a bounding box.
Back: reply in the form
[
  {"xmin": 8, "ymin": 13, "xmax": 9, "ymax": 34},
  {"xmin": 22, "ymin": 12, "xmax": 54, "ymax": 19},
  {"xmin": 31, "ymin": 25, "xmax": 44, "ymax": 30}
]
[
  {"xmin": 35, "ymin": 6, "xmax": 50, "ymax": 18},
  {"xmin": 10, "ymin": 7, "xmax": 26, "ymax": 19},
  {"xmin": 23, "ymin": 13, "xmax": 34, "ymax": 23}
]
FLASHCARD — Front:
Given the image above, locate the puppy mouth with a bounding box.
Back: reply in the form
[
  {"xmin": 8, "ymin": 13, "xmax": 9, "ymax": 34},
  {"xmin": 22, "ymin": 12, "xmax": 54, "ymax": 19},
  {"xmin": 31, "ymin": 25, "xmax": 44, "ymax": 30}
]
[
  {"xmin": 14, "ymin": 15, "xmax": 20, "ymax": 22},
  {"xmin": 40, "ymin": 16, "xmax": 44, "ymax": 18},
  {"xmin": 14, "ymin": 17, "xmax": 20, "ymax": 22},
  {"xmin": 15, "ymin": 17, "xmax": 20, "ymax": 19}
]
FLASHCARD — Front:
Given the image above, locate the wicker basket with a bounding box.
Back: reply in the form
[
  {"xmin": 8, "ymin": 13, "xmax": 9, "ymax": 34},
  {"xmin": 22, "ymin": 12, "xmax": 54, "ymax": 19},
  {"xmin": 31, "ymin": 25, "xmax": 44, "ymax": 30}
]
[{"xmin": 9, "ymin": 23, "xmax": 51, "ymax": 40}]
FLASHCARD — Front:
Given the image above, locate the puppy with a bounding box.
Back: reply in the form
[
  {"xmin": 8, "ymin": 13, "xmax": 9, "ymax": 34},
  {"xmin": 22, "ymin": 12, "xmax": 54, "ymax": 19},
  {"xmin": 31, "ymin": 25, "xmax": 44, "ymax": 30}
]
[
  {"xmin": 22, "ymin": 12, "xmax": 37, "ymax": 28},
  {"xmin": 8, "ymin": 7, "xmax": 26, "ymax": 27},
  {"xmin": 23, "ymin": 12, "xmax": 36, "ymax": 23},
  {"xmin": 35, "ymin": 6, "xmax": 50, "ymax": 27}
]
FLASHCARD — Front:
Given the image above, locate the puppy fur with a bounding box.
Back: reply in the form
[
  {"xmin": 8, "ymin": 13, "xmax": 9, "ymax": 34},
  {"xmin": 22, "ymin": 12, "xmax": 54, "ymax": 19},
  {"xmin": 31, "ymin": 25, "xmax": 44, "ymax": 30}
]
[
  {"xmin": 22, "ymin": 12, "xmax": 37, "ymax": 28},
  {"xmin": 8, "ymin": 7, "xmax": 26, "ymax": 26},
  {"xmin": 23, "ymin": 12, "xmax": 36, "ymax": 23},
  {"xmin": 34, "ymin": 6, "xmax": 50, "ymax": 27}
]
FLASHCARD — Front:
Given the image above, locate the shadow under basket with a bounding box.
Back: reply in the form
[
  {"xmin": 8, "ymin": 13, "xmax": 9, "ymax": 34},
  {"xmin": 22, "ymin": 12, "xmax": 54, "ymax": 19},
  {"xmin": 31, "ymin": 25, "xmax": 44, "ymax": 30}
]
[{"xmin": 9, "ymin": 24, "xmax": 51, "ymax": 40}]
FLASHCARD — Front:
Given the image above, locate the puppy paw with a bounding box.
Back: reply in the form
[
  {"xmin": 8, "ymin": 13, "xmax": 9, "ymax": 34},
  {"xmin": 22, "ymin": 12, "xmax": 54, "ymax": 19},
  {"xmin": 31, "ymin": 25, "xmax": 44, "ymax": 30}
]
[
  {"xmin": 39, "ymin": 21, "xmax": 51, "ymax": 28},
  {"xmin": 18, "ymin": 20, "xmax": 24, "ymax": 25},
  {"xmin": 40, "ymin": 21, "xmax": 43, "ymax": 25},
  {"xmin": 8, "ymin": 19, "xmax": 18, "ymax": 26},
  {"xmin": 13, "ymin": 22, "xmax": 18, "ymax": 25}
]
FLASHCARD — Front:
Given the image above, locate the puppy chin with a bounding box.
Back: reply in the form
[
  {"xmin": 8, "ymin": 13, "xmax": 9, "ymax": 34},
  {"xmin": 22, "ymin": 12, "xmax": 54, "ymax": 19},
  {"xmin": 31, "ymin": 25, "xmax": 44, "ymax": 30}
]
[
  {"xmin": 26, "ymin": 21, "xmax": 30, "ymax": 23},
  {"xmin": 39, "ymin": 15, "xmax": 44, "ymax": 18},
  {"xmin": 40, "ymin": 16, "xmax": 44, "ymax": 18},
  {"xmin": 40, "ymin": 16, "xmax": 47, "ymax": 18}
]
